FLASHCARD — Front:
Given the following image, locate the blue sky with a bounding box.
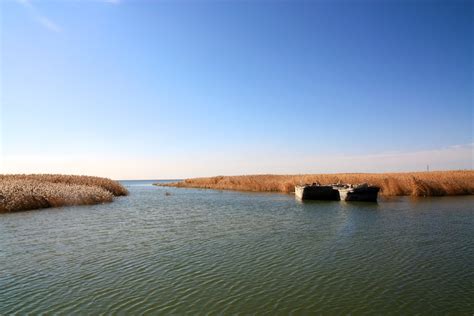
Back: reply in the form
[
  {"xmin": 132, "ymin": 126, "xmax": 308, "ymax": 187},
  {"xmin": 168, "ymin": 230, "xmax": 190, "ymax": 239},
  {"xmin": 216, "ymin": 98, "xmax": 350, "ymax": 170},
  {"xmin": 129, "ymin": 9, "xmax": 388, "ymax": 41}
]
[{"xmin": 1, "ymin": 0, "xmax": 472, "ymax": 179}]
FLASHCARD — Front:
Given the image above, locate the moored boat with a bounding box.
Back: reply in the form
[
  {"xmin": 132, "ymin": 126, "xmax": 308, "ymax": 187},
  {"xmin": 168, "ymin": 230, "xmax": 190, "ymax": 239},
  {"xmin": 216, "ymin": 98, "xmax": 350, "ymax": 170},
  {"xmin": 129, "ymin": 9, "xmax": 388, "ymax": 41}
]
[
  {"xmin": 336, "ymin": 183, "xmax": 380, "ymax": 202},
  {"xmin": 295, "ymin": 184, "xmax": 340, "ymax": 200},
  {"xmin": 295, "ymin": 183, "xmax": 380, "ymax": 202}
]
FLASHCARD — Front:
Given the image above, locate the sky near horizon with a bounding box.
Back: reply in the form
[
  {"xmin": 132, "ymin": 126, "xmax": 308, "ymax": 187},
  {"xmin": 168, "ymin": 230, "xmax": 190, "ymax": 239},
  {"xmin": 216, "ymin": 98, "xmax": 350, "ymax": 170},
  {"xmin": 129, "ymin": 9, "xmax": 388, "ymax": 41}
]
[{"xmin": 0, "ymin": 0, "xmax": 472, "ymax": 179}]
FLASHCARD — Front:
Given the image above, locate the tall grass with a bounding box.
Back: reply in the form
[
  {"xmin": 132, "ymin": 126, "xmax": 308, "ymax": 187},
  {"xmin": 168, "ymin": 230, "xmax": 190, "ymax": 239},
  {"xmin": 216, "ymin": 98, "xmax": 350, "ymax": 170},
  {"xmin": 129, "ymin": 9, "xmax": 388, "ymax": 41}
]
[
  {"xmin": 0, "ymin": 174, "xmax": 128, "ymax": 213},
  {"xmin": 160, "ymin": 170, "xmax": 474, "ymax": 197},
  {"xmin": 0, "ymin": 174, "xmax": 128, "ymax": 196}
]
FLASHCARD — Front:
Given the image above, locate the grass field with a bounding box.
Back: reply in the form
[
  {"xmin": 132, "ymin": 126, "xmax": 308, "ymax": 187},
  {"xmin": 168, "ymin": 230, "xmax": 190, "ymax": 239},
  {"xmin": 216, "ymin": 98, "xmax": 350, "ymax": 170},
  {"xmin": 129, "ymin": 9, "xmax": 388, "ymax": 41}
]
[
  {"xmin": 160, "ymin": 170, "xmax": 474, "ymax": 196},
  {"xmin": 0, "ymin": 174, "xmax": 128, "ymax": 213}
]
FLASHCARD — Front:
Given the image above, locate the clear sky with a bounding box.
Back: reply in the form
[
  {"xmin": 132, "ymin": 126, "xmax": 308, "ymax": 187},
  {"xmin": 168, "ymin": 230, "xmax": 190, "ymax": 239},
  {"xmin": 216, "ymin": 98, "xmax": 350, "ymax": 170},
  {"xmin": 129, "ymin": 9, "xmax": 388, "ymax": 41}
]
[{"xmin": 1, "ymin": 0, "xmax": 472, "ymax": 179}]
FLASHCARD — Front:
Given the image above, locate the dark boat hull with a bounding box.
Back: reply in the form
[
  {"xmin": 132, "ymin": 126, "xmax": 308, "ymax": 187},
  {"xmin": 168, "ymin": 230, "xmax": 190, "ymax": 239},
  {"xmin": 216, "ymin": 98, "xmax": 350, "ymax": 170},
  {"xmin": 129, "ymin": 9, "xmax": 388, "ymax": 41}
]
[
  {"xmin": 338, "ymin": 187, "xmax": 380, "ymax": 202},
  {"xmin": 295, "ymin": 185, "xmax": 340, "ymax": 201}
]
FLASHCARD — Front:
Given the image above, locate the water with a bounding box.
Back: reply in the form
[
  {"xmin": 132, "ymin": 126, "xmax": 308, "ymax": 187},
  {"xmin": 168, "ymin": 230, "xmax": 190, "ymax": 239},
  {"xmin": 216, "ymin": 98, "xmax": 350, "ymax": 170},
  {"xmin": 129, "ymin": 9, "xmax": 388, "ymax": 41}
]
[{"xmin": 1, "ymin": 180, "xmax": 473, "ymax": 314}]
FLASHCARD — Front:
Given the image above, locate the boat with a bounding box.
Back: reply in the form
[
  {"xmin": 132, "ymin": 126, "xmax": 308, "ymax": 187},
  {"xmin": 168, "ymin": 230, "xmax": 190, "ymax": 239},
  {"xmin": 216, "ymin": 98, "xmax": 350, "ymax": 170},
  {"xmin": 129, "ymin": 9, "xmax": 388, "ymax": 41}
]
[
  {"xmin": 295, "ymin": 183, "xmax": 380, "ymax": 202},
  {"xmin": 295, "ymin": 183, "xmax": 340, "ymax": 200},
  {"xmin": 336, "ymin": 183, "xmax": 380, "ymax": 202}
]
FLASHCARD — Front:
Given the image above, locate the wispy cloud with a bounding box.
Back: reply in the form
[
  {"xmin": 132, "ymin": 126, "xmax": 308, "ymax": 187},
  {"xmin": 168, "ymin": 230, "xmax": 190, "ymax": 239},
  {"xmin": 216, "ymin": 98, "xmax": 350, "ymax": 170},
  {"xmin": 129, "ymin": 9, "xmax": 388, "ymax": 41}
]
[
  {"xmin": 36, "ymin": 16, "xmax": 62, "ymax": 33},
  {"xmin": 16, "ymin": 0, "xmax": 62, "ymax": 33}
]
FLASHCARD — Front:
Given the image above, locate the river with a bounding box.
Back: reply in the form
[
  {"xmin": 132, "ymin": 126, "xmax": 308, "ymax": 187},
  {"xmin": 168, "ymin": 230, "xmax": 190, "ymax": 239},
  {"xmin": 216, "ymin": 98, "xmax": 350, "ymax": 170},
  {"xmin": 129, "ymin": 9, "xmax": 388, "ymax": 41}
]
[{"xmin": 1, "ymin": 180, "xmax": 472, "ymax": 314}]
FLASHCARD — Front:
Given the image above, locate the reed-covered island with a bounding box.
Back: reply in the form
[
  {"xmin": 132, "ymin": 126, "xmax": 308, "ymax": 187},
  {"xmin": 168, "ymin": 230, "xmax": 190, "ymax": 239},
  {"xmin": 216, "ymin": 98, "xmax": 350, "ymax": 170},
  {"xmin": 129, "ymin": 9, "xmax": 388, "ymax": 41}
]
[
  {"xmin": 0, "ymin": 174, "xmax": 128, "ymax": 213},
  {"xmin": 159, "ymin": 170, "xmax": 474, "ymax": 197}
]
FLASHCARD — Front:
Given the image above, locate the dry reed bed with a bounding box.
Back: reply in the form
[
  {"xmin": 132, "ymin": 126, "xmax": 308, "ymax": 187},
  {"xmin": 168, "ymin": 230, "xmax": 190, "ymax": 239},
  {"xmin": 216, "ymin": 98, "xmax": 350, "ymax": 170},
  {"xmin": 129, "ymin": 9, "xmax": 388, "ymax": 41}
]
[
  {"xmin": 0, "ymin": 174, "xmax": 128, "ymax": 213},
  {"xmin": 161, "ymin": 170, "xmax": 474, "ymax": 196}
]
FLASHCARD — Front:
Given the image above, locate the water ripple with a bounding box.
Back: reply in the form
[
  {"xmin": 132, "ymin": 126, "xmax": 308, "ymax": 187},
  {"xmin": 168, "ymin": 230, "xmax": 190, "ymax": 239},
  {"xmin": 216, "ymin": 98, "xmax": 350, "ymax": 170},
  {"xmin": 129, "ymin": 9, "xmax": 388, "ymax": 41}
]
[{"xmin": 1, "ymin": 184, "xmax": 473, "ymax": 314}]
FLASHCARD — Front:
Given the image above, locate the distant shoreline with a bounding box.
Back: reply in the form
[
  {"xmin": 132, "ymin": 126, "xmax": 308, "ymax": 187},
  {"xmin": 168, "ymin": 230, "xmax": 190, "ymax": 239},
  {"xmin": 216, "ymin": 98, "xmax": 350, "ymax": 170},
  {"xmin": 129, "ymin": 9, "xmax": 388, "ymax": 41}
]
[{"xmin": 157, "ymin": 170, "xmax": 474, "ymax": 197}]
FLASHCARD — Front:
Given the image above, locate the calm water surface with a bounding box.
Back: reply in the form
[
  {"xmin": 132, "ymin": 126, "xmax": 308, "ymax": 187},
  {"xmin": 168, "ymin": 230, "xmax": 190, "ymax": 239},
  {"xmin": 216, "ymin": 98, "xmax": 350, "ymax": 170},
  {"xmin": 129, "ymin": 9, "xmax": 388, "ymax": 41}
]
[{"xmin": 1, "ymin": 181, "xmax": 473, "ymax": 314}]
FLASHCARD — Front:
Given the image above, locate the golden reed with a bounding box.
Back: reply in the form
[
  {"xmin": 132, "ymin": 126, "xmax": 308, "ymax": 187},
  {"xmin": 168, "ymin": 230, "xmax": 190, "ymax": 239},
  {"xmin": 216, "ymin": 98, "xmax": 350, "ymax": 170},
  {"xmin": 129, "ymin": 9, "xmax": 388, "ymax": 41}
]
[
  {"xmin": 0, "ymin": 174, "xmax": 128, "ymax": 213},
  {"xmin": 161, "ymin": 170, "xmax": 474, "ymax": 196}
]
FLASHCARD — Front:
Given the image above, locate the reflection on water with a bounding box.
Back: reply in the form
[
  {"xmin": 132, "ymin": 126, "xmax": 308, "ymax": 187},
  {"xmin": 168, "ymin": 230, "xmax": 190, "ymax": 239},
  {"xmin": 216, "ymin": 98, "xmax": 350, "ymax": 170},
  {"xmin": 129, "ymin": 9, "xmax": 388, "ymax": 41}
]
[{"xmin": 1, "ymin": 181, "xmax": 473, "ymax": 314}]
